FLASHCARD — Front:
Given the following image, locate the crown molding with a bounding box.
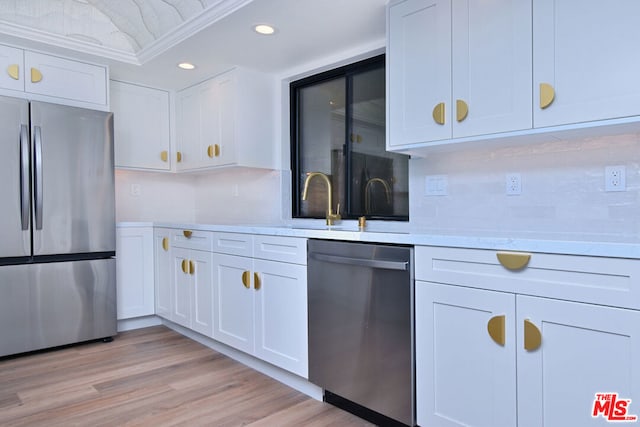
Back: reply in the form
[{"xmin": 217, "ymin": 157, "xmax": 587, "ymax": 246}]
[
  {"xmin": 0, "ymin": 20, "xmax": 140, "ymax": 65},
  {"xmin": 136, "ymin": 0, "xmax": 255, "ymax": 64}
]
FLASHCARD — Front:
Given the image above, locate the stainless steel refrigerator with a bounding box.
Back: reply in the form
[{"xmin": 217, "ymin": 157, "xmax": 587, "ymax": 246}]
[{"xmin": 0, "ymin": 95, "xmax": 116, "ymax": 358}]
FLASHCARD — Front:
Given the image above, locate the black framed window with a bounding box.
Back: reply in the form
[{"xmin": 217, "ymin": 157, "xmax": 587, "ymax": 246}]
[{"xmin": 290, "ymin": 55, "xmax": 409, "ymax": 221}]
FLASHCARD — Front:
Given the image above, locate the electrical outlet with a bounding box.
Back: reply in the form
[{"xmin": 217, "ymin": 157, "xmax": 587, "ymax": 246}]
[
  {"xmin": 605, "ymin": 165, "xmax": 626, "ymax": 192},
  {"xmin": 425, "ymin": 175, "xmax": 448, "ymax": 196},
  {"xmin": 505, "ymin": 173, "xmax": 522, "ymax": 195},
  {"xmin": 130, "ymin": 183, "xmax": 141, "ymax": 197}
]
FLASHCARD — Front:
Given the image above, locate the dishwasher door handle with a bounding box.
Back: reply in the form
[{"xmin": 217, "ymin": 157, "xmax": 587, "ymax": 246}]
[{"xmin": 309, "ymin": 252, "xmax": 409, "ymax": 271}]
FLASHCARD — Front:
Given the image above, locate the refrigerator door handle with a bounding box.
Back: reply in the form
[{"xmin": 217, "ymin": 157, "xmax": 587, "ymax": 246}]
[
  {"xmin": 20, "ymin": 124, "xmax": 30, "ymax": 230},
  {"xmin": 34, "ymin": 125, "xmax": 43, "ymax": 230}
]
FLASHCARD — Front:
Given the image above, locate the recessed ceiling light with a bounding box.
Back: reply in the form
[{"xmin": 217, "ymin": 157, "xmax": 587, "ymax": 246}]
[
  {"xmin": 178, "ymin": 62, "xmax": 195, "ymax": 70},
  {"xmin": 254, "ymin": 24, "xmax": 276, "ymax": 35}
]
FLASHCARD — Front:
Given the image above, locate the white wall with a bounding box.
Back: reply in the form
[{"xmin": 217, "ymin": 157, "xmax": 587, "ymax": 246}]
[
  {"xmin": 115, "ymin": 168, "xmax": 283, "ymax": 224},
  {"xmin": 409, "ymin": 133, "xmax": 640, "ymax": 242}
]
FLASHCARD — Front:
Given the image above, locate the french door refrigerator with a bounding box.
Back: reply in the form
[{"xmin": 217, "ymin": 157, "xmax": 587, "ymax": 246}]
[{"xmin": 0, "ymin": 95, "xmax": 116, "ymax": 358}]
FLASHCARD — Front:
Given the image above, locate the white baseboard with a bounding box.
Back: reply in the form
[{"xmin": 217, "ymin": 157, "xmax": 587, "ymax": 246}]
[
  {"xmin": 160, "ymin": 319, "xmax": 323, "ymax": 401},
  {"xmin": 117, "ymin": 315, "xmax": 162, "ymax": 332}
]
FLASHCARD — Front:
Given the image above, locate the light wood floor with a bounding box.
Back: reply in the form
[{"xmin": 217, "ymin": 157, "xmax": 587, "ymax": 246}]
[{"xmin": 0, "ymin": 326, "xmax": 373, "ymax": 427}]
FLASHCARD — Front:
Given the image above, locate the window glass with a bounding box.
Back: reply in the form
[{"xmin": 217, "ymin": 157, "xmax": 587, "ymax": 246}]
[{"xmin": 291, "ymin": 55, "xmax": 409, "ymax": 221}]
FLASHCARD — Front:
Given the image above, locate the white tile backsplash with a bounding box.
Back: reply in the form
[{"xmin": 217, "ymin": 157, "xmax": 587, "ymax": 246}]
[{"xmin": 409, "ymin": 133, "xmax": 640, "ymax": 242}]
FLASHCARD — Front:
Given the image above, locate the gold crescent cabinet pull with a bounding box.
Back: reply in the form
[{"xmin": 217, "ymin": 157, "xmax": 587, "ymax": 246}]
[
  {"xmin": 214, "ymin": 144, "xmax": 220, "ymax": 157},
  {"xmin": 183, "ymin": 230, "xmax": 193, "ymax": 238},
  {"xmin": 31, "ymin": 67, "xmax": 43, "ymax": 83},
  {"xmin": 540, "ymin": 83, "xmax": 555, "ymax": 109},
  {"xmin": 487, "ymin": 315, "xmax": 506, "ymax": 346},
  {"xmin": 181, "ymin": 259, "xmax": 188, "ymax": 274},
  {"xmin": 176, "ymin": 151, "xmax": 182, "ymax": 162},
  {"xmin": 160, "ymin": 151, "xmax": 168, "ymax": 162},
  {"xmin": 162, "ymin": 237, "xmax": 169, "ymax": 251},
  {"xmin": 432, "ymin": 102, "xmax": 445, "ymax": 125},
  {"xmin": 254, "ymin": 273, "xmax": 261, "ymax": 290},
  {"xmin": 456, "ymin": 99, "xmax": 469, "ymax": 122},
  {"xmin": 189, "ymin": 260, "xmax": 195, "ymax": 275},
  {"xmin": 7, "ymin": 64, "xmax": 19, "ymax": 80},
  {"xmin": 207, "ymin": 145, "xmax": 214, "ymax": 158},
  {"xmin": 524, "ymin": 319, "xmax": 542, "ymax": 351},
  {"xmin": 497, "ymin": 252, "xmax": 531, "ymax": 271},
  {"xmin": 242, "ymin": 271, "xmax": 251, "ymax": 289}
]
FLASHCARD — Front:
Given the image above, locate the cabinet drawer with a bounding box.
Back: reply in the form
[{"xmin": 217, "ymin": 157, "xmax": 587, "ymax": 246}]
[
  {"xmin": 211, "ymin": 232, "xmax": 253, "ymax": 257},
  {"xmin": 253, "ymin": 235, "xmax": 307, "ymax": 265},
  {"xmin": 171, "ymin": 229, "xmax": 213, "ymax": 251},
  {"xmin": 416, "ymin": 246, "xmax": 640, "ymax": 309}
]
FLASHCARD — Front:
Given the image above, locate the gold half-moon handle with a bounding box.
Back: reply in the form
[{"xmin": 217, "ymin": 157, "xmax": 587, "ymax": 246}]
[
  {"xmin": 487, "ymin": 315, "xmax": 506, "ymax": 346},
  {"xmin": 242, "ymin": 271, "xmax": 251, "ymax": 289},
  {"xmin": 31, "ymin": 67, "xmax": 43, "ymax": 83},
  {"xmin": 207, "ymin": 145, "xmax": 214, "ymax": 158},
  {"xmin": 456, "ymin": 99, "xmax": 469, "ymax": 122},
  {"xmin": 189, "ymin": 260, "xmax": 195, "ymax": 275},
  {"xmin": 7, "ymin": 64, "xmax": 19, "ymax": 80},
  {"xmin": 540, "ymin": 83, "xmax": 555, "ymax": 109},
  {"xmin": 181, "ymin": 259, "xmax": 188, "ymax": 274},
  {"xmin": 162, "ymin": 237, "xmax": 169, "ymax": 251},
  {"xmin": 524, "ymin": 319, "xmax": 542, "ymax": 351},
  {"xmin": 214, "ymin": 144, "xmax": 220, "ymax": 157},
  {"xmin": 176, "ymin": 151, "xmax": 182, "ymax": 162},
  {"xmin": 497, "ymin": 252, "xmax": 531, "ymax": 271},
  {"xmin": 160, "ymin": 151, "xmax": 168, "ymax": 162},
  {"xmin": 183, "ymin": 230, "xmax": 193, "ymax": 238},
  {"xmin": 432, "ymin": 102, "xmax": 445, "ymax": 125},
  {"xmin": 254, "ymin": 272, "xmax": 261, "ymax": 290}
]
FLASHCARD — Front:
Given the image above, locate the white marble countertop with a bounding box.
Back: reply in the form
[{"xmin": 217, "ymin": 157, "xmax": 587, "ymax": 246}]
[{"xmin": 117, "ymin": 221, "xmax": 640, "ymax": 258}]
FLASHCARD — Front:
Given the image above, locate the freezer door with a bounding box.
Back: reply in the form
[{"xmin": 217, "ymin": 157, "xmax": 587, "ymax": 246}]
[
  {"xmin": 0, "ymin": 96, "xmax": 31, "ymax": 258},
  {"xmin": 0, "ymin": 258, "xmax": 117, "ymax": 358},
  {"xmin": 31, "ymin": 102, "xmax": 115, "ymax": 256}
]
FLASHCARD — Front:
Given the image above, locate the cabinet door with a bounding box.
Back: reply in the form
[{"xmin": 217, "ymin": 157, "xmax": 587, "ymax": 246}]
[
  {"xmin": 212, "ymin": 253, "xmax": 254, "ymax": 353},
  {"xmin": 534, "ymin": 0, "xmax": 640, "ymax": 128},
  {"xmin": 175, "ymin": 84, "xmax": 201, "ymax": 170},
  {"xmin": 172, "ymin": 247, "xmax": 192, "ymax": 328},
  {"xmin": 116, "ymin": 227, "xmax": 155, "ymax": 319},
  {"xmin": 211, "ymin": 71, "xmax": 236, "ymax": 167},
  {"xmin": 111, "ymin": 81, "xmax": 170, "ymax": 171},
  {"xmin": 253, "ymin": 259, "xmax": 308, "ymax": 377},
  {"xmin": 452, "ymin": 0, "xmax": 531, "ymax": 138},
  {"xmin": 517, "ymin": 297, "xmax": 640, "ymax": 427},
  {"xmin": 191, "ymin": 250, "xmax": 213, "ymax": 337},
  {"xmin": 154, "ymin": 229, "xmax": 173, "ymax": 319},
  {"xmin": 388, "ymin": 0, "xmax": 452, "ymax": 147},
  {"xmin": 24, "ymin": 51, "xmax": 107, "ymax": 106},
  {"xmin": 0, "ymin": 45, "xmax": 24, "ymax": 92},
  {"xmin": 416, "ymin": 282, "xmax": 517, "ymax": 427}
]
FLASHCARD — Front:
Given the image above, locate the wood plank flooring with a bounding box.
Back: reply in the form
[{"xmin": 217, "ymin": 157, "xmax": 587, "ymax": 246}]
[{"xmin": 0, "ymin": 326, "xmax": 373, "ymax": 426}]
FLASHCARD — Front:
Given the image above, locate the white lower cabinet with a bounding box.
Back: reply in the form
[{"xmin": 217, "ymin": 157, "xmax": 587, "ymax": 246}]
[
  {"xmin": 153, "ymin": 228, "xmax": 173, "ymax": 319},
  {"xmin": 172, "ymin": 247, "xmax": 214, "ymax": 337},
  {"xmin": 416, "ymin": 247, "xmax": 640, "ymax": 427},
  {"xmin": 212, "ymin": 234, "xmax": 308, "ymax": 378},
  {"xmin": 116, "ymin": 226, "xmax": 155, "ymax": 319}
]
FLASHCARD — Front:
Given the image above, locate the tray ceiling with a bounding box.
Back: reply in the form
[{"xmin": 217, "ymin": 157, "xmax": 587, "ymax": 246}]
[{"xmin": 0, "ymin": 0, "xmax": 253, "ymax": 63}]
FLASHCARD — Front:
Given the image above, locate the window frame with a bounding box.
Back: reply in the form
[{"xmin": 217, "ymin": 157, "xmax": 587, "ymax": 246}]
[{"xmin": 289, "ymin": 54, "xmax": 408, "ymax": 221}]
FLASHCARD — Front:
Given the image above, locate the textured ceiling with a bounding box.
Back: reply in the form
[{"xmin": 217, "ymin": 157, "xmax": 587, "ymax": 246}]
[{"xmin": 0, "ymin": 0, "xmax": 224, "ymax": 54}]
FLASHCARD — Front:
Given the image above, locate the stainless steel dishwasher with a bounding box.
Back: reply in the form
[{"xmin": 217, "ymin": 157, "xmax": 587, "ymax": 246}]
[{"xmin": 307, "ymin": 239, "xmax": 415, "ymax": 427}]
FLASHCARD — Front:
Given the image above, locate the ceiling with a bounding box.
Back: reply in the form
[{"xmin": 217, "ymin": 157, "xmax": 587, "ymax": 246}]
[{"xmin": 0, "ymin": 0, "xmax": 387, "ymax": 90}]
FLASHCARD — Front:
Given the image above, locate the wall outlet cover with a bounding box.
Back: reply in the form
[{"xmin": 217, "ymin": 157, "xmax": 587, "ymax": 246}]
[
  {"xmin": 506, "ymin": 173, "xmax": 522, "ymax": 195},
  {"xmin": 605, "ymin": 165, "xmax": 626, "ymax": 192},
  {"xmin": 425, "ymin": 175, "xmax": 448, "ymax": 196}
]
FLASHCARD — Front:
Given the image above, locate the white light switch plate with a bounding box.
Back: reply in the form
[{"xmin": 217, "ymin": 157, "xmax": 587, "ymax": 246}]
[{"xmin": 425, "ymin": 175, "xmax": 448, "ymax": 196}]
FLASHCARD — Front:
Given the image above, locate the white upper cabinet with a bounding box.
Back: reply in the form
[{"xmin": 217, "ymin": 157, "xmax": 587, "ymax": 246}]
[
  {"xmin": 175, "ymin": 67, "xmax": 275, "ymax": 172},
  {"xmin": 533, "ymin": 0, "xmax": 640, "ymax": 128},
  {"xmin": 24, "ymin": 51, "xmax": 107, "ymax": 108},
  {"xmin": 387, "ymin": 0, "xmax": 531, "ymax": 148},
  {"xmin": 0, "ymin": 44, "xmax": 108, "ymax": 110},
  {"xmin": 111, "ymin": 81, "xmax": 171, "ymax": 171},
  {"xmin": 0, "ymin": 45, "xmax": 24, "ymax": 92}
]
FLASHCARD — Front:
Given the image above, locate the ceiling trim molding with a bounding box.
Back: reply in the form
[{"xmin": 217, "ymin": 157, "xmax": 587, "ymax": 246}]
[
  {"xmin": 136, "ymin": 0, "xmax": 255, "ymax": 64},
  {"xmin": 0, "ymin": 20, "xmax": 140, "ymax": 65}
]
